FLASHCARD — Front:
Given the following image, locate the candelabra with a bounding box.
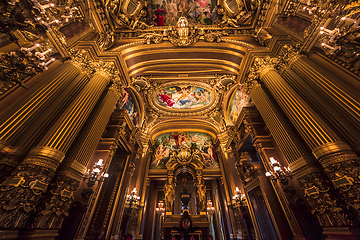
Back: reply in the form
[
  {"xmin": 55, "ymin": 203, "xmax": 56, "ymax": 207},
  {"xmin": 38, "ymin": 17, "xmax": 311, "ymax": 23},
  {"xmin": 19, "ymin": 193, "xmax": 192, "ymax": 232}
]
[
  {"xmin": 156, "ymin": 200, "xmax": 165, "ymax": 215},
  {"xmin": 0, "ymin": 48, "xmax": 55, "ymax": 94},
  {"xmin": 126, "ymin": 188, "xmax": 140, "ymax": 209},
  {"xmin": 83, "ymin": 159, "xmax": 109, "ymax": 187},
  {"xmin": 301, "ymin": 0, "xmax": 342, "ymax": 19},
  {"xmin": 206, "ymin": 200, "xmax": 215, "ymax": 215},
  {"xmin": 232, "ymin": 187, "xmax": 247, "ymax": 211},
  {"xmin": 265, "ymin": 157, "xmax": 293, "ymax": 185}
]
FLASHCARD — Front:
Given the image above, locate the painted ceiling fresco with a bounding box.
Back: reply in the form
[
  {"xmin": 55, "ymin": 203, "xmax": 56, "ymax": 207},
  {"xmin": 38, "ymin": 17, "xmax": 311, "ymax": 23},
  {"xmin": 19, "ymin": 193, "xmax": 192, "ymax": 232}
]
[
  {"xmin": 156, "ymin": 85, "xmax": 212, "ymax": 110},
  {"xmin": 117, "ymin": 88, "xmax": 139, "ymax": 127},
  {"xmin": 229, "ymin": 85, "xmax": 252, "ymax": 125},
  {"xmin": 145, "ymin": 0, "xmax": 220, "ymax": 26},
  {"xmin": 150, "ymin": 131, "xmax": 219, "ymax": 169}
]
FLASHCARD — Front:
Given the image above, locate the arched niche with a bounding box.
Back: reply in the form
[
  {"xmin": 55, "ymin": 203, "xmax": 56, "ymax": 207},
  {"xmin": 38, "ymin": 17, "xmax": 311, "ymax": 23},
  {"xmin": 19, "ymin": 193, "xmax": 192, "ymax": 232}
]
[
  {"xmin": 224, "ymin": 84, "xmax": 253, "ymax": 126},
  {"xmin": 116, "ymin": 86, "xmax": 144, "ymax": 127},
  {"xmin": 164, "ymin": 144, "xmax": 207, "ymax": 215}
]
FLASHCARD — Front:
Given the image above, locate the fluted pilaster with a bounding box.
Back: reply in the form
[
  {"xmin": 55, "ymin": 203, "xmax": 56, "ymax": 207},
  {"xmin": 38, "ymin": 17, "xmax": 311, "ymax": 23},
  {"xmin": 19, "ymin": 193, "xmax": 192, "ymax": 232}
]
[
  {"xmin": 0, "ymin": 62, "xmax": 80, "ymax": 148},
  {"xmin": 0, "ymin": 72, "xmax": 110, "ymax": 229},
  {"xmin": 247, "ymin": 57, "xmax": 360, "ymax": 228},
  {"xmin": 0, "ymin": 73, "xmax": 90, "ymax": 183},
  {"xmin": 290, "ymin": 57, "xmax": 360, "ymax": 128}
]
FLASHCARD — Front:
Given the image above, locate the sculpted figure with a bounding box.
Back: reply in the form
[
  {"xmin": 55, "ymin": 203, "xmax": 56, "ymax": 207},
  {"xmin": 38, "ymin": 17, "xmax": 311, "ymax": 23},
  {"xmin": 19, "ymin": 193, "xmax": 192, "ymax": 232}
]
[
  {"xmin": 165, "ymin": 178, "xmax": 175, "ymax": 212},
  {"xmin": 196, "ymin": 179, "xmax": 206, "ymax": 212}
]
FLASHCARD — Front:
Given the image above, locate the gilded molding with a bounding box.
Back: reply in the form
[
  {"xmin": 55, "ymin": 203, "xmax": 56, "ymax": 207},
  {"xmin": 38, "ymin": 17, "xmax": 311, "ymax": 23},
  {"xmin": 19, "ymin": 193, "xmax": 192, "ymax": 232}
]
[
  {"xmin": 312, "ymin": 141, "xmax": 352, "ymax": 160},
  {"xmin": 138, "ymin": 18, "xmax": 229, "ymax": 47},
  {"xmin": 69, "ymin": 49, "xmax": 122, "ymax": 85},
  {"xmin": 297, "ymin": 172, "xmax": 353, "ymax": 227}
]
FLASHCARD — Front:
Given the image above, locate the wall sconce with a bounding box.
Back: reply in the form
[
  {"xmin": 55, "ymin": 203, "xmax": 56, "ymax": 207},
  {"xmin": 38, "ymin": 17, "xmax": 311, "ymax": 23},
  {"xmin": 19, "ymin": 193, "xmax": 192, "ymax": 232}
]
[
  {"xmin": 156, "ymin": 200, "xmax": 165, "ymax": 215},
  {"xmin": 206, "ymin": 200, "xmax": 215, "ymax": 215},
  {"xmin": 126, "ymin": 188, "xmax": 140, "ymax": 209},
  {"xmin": 232, "ymin": 187, "xmax": 246, "ymax": 211},
  {"xmin": 83, "ymin": 159, "xmax": 109, "ymax": 187},
  {"xmin": 265, "ymin": 157, "xmax": 293, "ymax": 184}
]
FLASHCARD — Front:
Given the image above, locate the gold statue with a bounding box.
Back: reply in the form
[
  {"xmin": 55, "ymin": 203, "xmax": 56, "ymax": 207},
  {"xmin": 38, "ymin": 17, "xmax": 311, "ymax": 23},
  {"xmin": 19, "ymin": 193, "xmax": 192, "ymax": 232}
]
[
  {"xmin": 164, "ymin": 177, "xmax": 175, "ymax": 213},
  {"xmin": 196, "ymin": 179, "xmax": 206, "ymax": 212}
]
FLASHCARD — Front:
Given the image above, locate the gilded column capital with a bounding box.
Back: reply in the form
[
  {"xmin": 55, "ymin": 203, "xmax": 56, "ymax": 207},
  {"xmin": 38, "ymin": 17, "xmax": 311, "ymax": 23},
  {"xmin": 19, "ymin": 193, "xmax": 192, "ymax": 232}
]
[
  {"xmin": 93, "ymin": 61, "xmax": 118, "ymax": 81},
  {"xmin": 109, "ymin": 82, "xmax": 124, "ymax": 98},
  {"xmin": 244, "ymin": 57, "xmax": 279, "ymax": 94},
  {"xmin": 70, "ymin": 49, "xmax": 94, "ymax": 75},
  {"xmin": 254, "ymin": 57, "xmax": 280, "ymax": 79},
  {"xmin": 277, "ymin": 45, "xmax": 303, "ymax": 70},
  {"xmin": 69, "ymin": 49, "xmax": 121, "ymax": 84}
]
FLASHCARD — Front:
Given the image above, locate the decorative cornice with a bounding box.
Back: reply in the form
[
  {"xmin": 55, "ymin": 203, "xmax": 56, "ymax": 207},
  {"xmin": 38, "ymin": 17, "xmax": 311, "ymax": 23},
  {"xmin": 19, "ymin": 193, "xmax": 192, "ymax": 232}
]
[
  {"xmin": 69, "ymin": 49, "xmax": 123, "ymax": 90},
  {"xmin": 138, "ymin": 18, "xmax": 229, "ymax": 47},
  {"xmin": 244, "ymin": 56, "xmax": 278, "ymax": 94}
]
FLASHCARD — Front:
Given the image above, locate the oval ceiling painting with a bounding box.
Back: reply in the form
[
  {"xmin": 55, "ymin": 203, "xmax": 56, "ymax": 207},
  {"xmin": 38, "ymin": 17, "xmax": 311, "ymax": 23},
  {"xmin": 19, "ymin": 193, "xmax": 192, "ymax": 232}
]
[{"xmin": 155, "ymin": 85, "xmax": 212, "ymax": 110}]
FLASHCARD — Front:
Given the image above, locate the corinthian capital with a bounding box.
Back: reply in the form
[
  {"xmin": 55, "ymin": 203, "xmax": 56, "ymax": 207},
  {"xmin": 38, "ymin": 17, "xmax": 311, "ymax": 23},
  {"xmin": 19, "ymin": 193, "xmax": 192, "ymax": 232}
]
[
  {"xmin": 278, "ymin": 45, "xmax": 302, "ymax": 69},
  {"xmin": 244, "ymin": 57, "xmax": 278, "ymax": 94}
]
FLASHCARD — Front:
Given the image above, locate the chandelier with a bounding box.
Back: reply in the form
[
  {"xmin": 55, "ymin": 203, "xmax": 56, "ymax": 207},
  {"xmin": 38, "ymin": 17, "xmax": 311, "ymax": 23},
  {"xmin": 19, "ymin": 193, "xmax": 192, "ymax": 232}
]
[
  {"xmin": 156, "ymin": 200, "xmax": 165, "ymax": 214},
  {"xmin": 232, "ymin": 187, "xmax": 247, "ymax": 211},
  {"xmin": 265, "ymin": 157, "xmax": 293, "ymax": 184},
  {"xmin": 126, "ymin": 188, "xmax": 140, "ymax": 209},
  {"xmin": 206, "ymin": 200, "xmax": 215, "ymax": 215},
  {"xmin": 83, "ymin": 159, "xmax": 109, "ymax": 187}
]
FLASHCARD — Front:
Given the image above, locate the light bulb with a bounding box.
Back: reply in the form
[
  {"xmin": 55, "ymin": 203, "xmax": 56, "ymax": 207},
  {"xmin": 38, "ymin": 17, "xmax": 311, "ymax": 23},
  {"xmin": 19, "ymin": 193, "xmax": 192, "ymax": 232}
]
[
  {"xmin": 96, "ymin": 159, "xmax": 103, "ymax": 166},
  {"xmin": 269, "ymin": 157, "xmax": 277, "ymax": 165}
]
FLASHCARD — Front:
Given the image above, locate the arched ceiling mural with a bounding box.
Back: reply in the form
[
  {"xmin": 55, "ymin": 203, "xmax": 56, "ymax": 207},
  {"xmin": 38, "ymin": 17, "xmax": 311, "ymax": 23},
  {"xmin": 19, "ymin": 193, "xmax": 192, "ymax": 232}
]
[{"xmin": 69, "ymin": 0, "xmax": 279, "ymax": 150}]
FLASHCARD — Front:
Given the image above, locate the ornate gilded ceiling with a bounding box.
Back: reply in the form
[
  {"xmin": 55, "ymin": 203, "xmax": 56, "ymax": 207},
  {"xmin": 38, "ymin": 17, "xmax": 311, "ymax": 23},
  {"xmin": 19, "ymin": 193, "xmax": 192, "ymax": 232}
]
[
  {"xmin": 26, "ymin": 0, "xmax": 276, "ymax": 137},
  {"xmin": 114, "ymin": 41, "xmax": 252, "ymax": 77}
]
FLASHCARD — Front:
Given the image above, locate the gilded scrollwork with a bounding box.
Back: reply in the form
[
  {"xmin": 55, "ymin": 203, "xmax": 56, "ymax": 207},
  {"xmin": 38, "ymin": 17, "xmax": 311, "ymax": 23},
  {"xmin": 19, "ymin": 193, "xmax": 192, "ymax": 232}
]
[
  {"xmin": 105, "ymin": 0, "xmax": 148, "ymax": 30},
  {"xmin": 138, "ymin": 17, "xmax": 229, "ymax": 47},
  {"xmin": 0, "ymin": 49, "xmax": 48, "ymax": 94},
  {"xmin": 297, "ymin": 172, "xmax": 353, "ymax": 227},
  {"xmin": 321, "ymin": 151, "xmax": 360, "ymax": 217},
  {"xmin": 98, "ymin": 31, "xmax": 115, "ymax": 51},
  {"xmin": 0, "ymin": 157, "xmax": 58, "ymax": 229},
  {"xmin": 32, "ymin": 175, "xmax": 79, "ymax": 229},
  {"xmin": 235, "ymin": 151, "xmax": 255, "ymax": 184},
  {"xmin": 69, "ymin": 49, "xmax": 122, "ymax": 84}
]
